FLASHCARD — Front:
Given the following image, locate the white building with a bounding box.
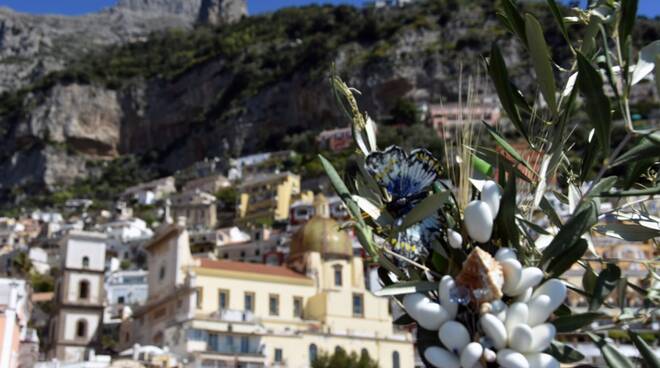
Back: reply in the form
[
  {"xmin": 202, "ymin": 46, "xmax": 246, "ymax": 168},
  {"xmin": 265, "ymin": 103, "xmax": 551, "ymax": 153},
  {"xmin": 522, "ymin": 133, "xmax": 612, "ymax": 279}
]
[
  {"xmin": 104, "ymin": 270, "xmax": 149, "ymax": 323},
  {"xmin": 121, "ymin": 177, "xmax": 176, "ymax": 206},
  {"xmin": 97, "ymin": 218, "xmax": 153, "ymax": 263},
  {"xmin": 0, "ymin": 278, "xmax": 38, "ymax": 368},
  {"xmin": 29, "ymin": 247, "xmax": 51, "ymax": 274},
  {"xmin": 49, "ymin": 231, "xmax": 107, "ymax": 362}
]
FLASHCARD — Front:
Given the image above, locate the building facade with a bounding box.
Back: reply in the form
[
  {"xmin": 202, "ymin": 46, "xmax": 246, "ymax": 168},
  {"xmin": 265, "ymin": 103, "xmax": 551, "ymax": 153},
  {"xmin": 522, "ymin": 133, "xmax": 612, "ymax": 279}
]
[
  {"xmin": 183, "ymin": 175, "xmax": 231, "ymax": 195},
  {"xmin": 171, "ymin": 191, "xmax": 218, "ymax": 230},
  {"xmin": 237, "ymin": 172, "xmax": 304, "ymax": 225},
  {"xmin": 49, "ymin": 231, "xmax": 107, "ymax": 362},
  {"xmin": 1, "ymin": 278, "xmax": 38, "ymax": 368},
  {"xmin": 120, "ymin": 201, "xmax": 413, "ymax": 367}
]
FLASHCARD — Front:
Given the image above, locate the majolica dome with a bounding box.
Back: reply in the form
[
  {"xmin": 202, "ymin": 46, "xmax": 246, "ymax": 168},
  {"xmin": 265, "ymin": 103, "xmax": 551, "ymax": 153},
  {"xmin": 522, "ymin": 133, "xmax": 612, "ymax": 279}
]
[{"xmin": 289, "ymin": 194, "xmax": 353, "ymax": 259}]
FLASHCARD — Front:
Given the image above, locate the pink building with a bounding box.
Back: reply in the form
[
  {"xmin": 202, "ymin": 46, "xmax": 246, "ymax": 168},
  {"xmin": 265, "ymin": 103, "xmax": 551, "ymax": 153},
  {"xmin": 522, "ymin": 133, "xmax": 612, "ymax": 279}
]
[
  {"xmin": 428, "ymin": 103, "xmax": 501, "ymax": 137},
  {"xmin": 317, "ymin": 127, "xmax": 353, "ymax": 152},
  {"xmin": 0, "ymin": 278, "xmax": 37, "ymax": 368}
]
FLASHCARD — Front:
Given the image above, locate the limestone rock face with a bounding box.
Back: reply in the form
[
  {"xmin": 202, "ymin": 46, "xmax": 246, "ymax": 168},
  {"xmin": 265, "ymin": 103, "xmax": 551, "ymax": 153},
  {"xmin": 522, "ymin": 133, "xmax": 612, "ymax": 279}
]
[
  {"xmin": 199, "ymin": 0, "xmax": 248, "ymax": 25},
  {"xmin": 0, "ymin": 0, "xmax": 248, "ymax": 91},
  {"xmin": 16, "ymin": 84, "xmax": 122, "ymax": 157}
]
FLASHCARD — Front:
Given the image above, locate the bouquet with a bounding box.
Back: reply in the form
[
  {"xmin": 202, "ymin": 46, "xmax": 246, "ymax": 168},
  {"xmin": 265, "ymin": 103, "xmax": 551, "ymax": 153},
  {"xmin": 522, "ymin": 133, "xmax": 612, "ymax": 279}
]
[{"xmin": 321, "ymin": 1, "xmax": 660, "ymax": 367}]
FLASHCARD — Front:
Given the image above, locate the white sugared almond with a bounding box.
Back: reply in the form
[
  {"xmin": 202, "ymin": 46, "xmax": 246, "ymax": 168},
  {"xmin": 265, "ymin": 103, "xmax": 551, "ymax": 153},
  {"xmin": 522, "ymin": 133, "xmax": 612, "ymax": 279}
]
[
  {"xmin": 500, "ymin": 258, "xmax": 523, "ymax": 295},
  {"xmin": 460, "ymin": 342, "xmax": 483, "ymax": 368},
  {"xmin": 483, "ymin": 348, "xmax": 497, "ymax": 362},
  {"xmin": 505, "ymin": 302, "xmax": 529, "ymax": 336},
  {"xmin": 508, "ymin": 267, "xmax": 543, "ymax": 296},
  {"xmin": 482, "ymin": 180, "xmax": 502, "ymax": 218},
  {"xmin": 527, "ymin": 294, "xmax": 554, "ymax": 327},
  {"xmin": 495, "ymin": 247, "xmax": 517, "ymax": 262},
  {"xmin": 510, "ymin": 324, "xmax": 534, "ymax": 353},
  {"xmin": 524, "ymin": 353, "xmax": 560, "ymax": 368},
  {"xmin": 439, "ymin": 276, "xmax": 458, "ymax": 319},
  {"xmin": 403, "ymin": 293, "xmax": 450, "ymax": 330},
  {"xmin": 529, "ymin": 324, "xmax": 556, "ymax": 353},
  {"xmin": 464, "ymin": 200, "xmax": 494, "ymax": 243},
  {"xmin": 424, "ymin": 346, "xmax": 460, "ymax": 368},
  {"xmin": 439, "ymin": 321, "xmax": 470, "ymax": 354},
  {"xmin": 497, "ymin": 349, "xmax": 529, "ymax": 368},
  {"xmin": 480, "ymin": 313, "xmax": 508, "ymax": 350},
  {"xmin": 532, "ymin": 279, "xmax": 567, "ymax": 311},
  {"xmin": 448, "ymin": 229, "xmax": 463, "ymax": 249}
]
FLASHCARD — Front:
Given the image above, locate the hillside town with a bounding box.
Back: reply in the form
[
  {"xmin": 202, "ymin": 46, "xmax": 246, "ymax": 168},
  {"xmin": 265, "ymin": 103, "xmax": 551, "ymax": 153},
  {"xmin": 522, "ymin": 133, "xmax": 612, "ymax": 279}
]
[
  {"xmin": 0, "ymin": 123, "xmax": 658, "ymax": 367},
  {"xmin": 0, "ymin": 0, "xmax": 659, "ymax": 366}
]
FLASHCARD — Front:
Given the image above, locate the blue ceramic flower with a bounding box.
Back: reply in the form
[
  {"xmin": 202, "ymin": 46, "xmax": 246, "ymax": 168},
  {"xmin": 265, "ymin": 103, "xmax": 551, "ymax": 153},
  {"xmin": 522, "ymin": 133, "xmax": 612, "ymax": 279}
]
[{"xmin": 365, "ymin": 146, "xmax": 442, "ymax": 262}]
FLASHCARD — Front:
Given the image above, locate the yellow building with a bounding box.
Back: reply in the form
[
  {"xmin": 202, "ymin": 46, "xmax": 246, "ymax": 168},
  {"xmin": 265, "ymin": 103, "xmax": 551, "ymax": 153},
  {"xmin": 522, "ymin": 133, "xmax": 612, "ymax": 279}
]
[
  {"xmin": 237, "ymin": 172, "xmax": 305, "ymax": 225},
  {"xmin": 120, "ymin": 198, "xmax": 413, "ymax": 368}
]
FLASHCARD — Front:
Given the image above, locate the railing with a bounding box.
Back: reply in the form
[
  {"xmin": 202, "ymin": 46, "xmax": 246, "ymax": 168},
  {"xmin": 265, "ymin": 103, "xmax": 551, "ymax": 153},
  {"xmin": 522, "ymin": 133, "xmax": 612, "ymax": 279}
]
[{"xmin": 207, "ymin": 309, "xmax": 259, "ymax": 323}]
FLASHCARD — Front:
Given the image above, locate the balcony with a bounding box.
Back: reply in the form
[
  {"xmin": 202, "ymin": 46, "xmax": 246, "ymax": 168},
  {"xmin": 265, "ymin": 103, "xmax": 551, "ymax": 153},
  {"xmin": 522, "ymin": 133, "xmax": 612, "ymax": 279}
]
[{"xmin": 208, "ymin": 309, "xmax": 259, "ymax": 323}]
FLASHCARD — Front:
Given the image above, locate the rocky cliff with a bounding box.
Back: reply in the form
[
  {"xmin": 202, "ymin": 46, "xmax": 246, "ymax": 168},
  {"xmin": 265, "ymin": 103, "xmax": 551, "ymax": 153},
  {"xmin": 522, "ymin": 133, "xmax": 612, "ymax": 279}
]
[
  {"xmin": 0, "ymin": 1, "xmax": 657, "ymax": 204},
  {"xmin": 0, "ymin": 0, "xmax": 247, "ymax": 92}
]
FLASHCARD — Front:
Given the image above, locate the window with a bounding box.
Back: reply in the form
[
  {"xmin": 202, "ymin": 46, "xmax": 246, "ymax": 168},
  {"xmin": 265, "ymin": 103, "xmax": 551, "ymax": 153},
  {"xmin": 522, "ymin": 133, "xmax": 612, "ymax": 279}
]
[
  {"xmin": 255, "ymin": 249, "xmax": 261, "ymax": 256},
  {"xmin": 293, "ymin": 297, "xmax": 303, "ymax": 318},
  {"xmin": 196, "ymin": 288, "xmax": 204, "ymax": 309},
  {"xmin": 159, "ymin": 264, "xmax": 166, "ymax": 281},
  {"xmin": 208, "ymin": 333, "xmax": 218, "ymax": 352},
  {"xmin": 118, "ymin": 296, "xmax": 125, "ymax": 304},
  {"xmin": 269, "ymin": 294, "xmax": 279, "ymax": 316},
  {"xmin": 240, "ymin": 336, "xmax": 250, "ymax": 353},
  {"xmin": 333, "ymin": 265, "xmax": 343, "ymax": 287},
  {"xmin": 274, "ymin": 348, "xmax": 283, "ymax": 363},
  {"xmin": 309, "ymin": 344, "xmax": 318, "ymax": 363},
  {"xmin": 353, "ymin": 293, "xmax": 364, "ymax": 317},
  {"xmin": 393, "ymin": 351, "xmax": 400, "ymax": 368},
  {"xmin": 79, "ymin": 280, "xmax": 90, "ymax": 300},
  {"xmin": 75, "ymin": 319, "xmax": 87, "ymax": 338},
  {"xmin": 240, "ymin": 251, "xmax": 246, "ymax": 258},
  {"xmin": 227, "ymin": 335, "xmax": 235, "ymax": 350},
  {"xmin": 244, "ymin": 292, "xmax": 254, "ymax": 312},
  {"xmin": 361, "ymin": 349, "xmax": 369, "ymax": 360},
  {"xmin": 82, "ymin": 256, "xmax": 89, "ymax": 269},
  {"xmin": 218, "ymin": 290, "xmax": 229, "ymax": 310}
]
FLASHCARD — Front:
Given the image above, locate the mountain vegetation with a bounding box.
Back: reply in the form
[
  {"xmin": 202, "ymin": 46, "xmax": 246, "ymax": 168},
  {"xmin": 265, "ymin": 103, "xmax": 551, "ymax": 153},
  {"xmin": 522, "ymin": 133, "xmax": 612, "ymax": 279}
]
[{"xmin": 0, "ymin": 0, "xmax": 657, "ymax": 210}]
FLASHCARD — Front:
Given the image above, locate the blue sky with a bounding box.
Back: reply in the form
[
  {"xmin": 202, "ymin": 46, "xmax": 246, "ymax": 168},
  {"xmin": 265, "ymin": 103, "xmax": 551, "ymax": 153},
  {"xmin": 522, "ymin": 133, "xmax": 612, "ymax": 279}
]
[{"xmin": 0, "ymin": 0, "xmax": 658, "ymax": 17}]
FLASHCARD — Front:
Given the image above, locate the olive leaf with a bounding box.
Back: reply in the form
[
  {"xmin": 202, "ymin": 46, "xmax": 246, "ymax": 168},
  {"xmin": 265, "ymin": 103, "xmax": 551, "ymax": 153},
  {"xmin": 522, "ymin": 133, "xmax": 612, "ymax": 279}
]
[
  {"xmin": 552, "ymin": 312, "xmax": 604, "ymax": 332},
  {"xmin": 482, "ymin": 121, "xmax": 534, "ymax": 174},
  {"xmin": 618, "ymin": 0, "xmax": 638, "ymax": 54},
  {"xmin": 588, "ymin": 332, "xmax": 635, "ymax": 368},
  {"xmin": 397, "ymin": 191, "xmax": 450, "ymax": 231},
  {"xmin": 631, "ymin": 40, "xmax": 660, "ymax": 85},
  {"xmin": 629, "ymin": 331, "xmax": 660, "ymax": 368},
  {"xmin": 525, "ymin": 13, "xmax": 557, "ymax": 115},
  {"xmin": 488, "ymin": 45, "xmax": 528, "ymax": 141},
  {"xmin": 546, "ymin": 238, "xmax": 588, "ymax": 278},
  {"xmin": 589, "ymin": 263, "xmax": 621, "ymax": 311},
  {"xmin": 611, "ymin": 132, "xmax": 660, "ymax": 167},
  {"xmin": 545, "ymin": 341, "xmax": 585, "ymax": 363},
  {"xmin": 576, "ymin": 51, "xmax": 611, "ymax": 153},
  {"xmin": 319, "ymin": 154, "xmax": 364, "ymax": 226},
  {"xmin": 594, "ymin": 223, "xmax": 660, "ymax": 242},
  {"xmin": 541, "ymin": 200, "xmax": 597, "ymax": 268}
]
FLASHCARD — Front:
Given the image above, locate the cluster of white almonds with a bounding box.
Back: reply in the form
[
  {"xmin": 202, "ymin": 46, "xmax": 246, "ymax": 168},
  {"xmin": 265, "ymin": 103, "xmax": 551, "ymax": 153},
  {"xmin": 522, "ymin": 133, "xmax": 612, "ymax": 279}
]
[
  {"xmin": 403, "ymin": 249, "xmax": 567, "ymax": 368},
  {"xmin": 401, "ymin": 180, "xmax": 567, "ymax": 368}
]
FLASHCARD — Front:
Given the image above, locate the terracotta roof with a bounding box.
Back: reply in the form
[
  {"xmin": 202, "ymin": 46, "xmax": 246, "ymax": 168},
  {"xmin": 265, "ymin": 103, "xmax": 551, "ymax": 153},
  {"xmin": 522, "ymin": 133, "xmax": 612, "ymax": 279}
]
[
  {"xmin": 32, "ymin": 292, "xmax": 54, "ymax": 303},
  {"xmin": 197, "ymin": 258, "xmax": 309, "ymax": 280}
]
